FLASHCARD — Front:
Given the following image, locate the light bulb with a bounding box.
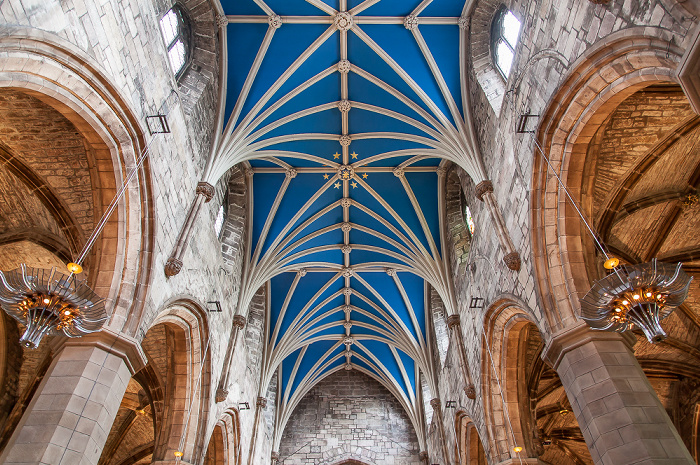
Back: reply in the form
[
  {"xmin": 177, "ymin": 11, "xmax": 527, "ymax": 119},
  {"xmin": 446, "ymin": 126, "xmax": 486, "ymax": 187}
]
[
  {"xmin": 513, "ymin": 446, "xmax": 523, "ymax": 453},
  {"xmin": 633, "ymin": 294, "xmax": 640, "ymax": 300},
  {"xmin": 43, "ymin": 298, "xmax": 50, "ymax": 304}
]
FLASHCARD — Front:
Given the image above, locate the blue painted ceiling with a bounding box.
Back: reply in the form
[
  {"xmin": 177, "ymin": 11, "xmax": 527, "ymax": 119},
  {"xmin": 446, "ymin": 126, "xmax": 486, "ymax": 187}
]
[{"xmin": 215, "ymin": 0, "xmax": 471, "ymax": 437}]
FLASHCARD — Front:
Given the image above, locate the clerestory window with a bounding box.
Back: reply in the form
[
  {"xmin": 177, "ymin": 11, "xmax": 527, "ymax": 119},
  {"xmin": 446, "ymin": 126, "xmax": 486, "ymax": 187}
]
[
  {"xmin": 160, "ymin": 5, "xmax": 191, "ymax": 76},
  {"xmin": 492, "ymin": 7, "xmax": 521, "ymax": 78},
  {"xmin": 214, "ymin": 204, "xmax": 225, "ymax": 237}
]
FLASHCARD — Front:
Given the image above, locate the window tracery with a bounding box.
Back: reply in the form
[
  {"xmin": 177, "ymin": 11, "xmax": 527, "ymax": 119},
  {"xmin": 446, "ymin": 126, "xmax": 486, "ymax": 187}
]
[
  {"xmin": 160, "ymin": 5, "xmax": 191, "ymax": 76},
  {"xmin": 491, "ymin": 7, "xmax": 521, "ymax": 78}
]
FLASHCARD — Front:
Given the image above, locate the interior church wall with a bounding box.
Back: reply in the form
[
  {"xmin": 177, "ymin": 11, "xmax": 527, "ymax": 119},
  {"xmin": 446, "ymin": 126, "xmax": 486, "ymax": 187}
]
[
  {"xmin": 436, "ymin": 0, "xmax": 699, "ymax": 463},
  {"xmin": 278, "ymin": 370, "xmax": 422, "ymax": 465},
  {"xmin": 0, "ymin": 0, "xmax": 264, "ymax": 463}
]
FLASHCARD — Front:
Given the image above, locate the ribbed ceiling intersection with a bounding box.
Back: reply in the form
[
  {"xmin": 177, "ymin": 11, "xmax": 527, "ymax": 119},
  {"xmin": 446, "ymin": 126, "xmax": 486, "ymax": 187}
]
[{"xmin": 213, "ymin": 0, "xmax": 478, "ymax": 449}]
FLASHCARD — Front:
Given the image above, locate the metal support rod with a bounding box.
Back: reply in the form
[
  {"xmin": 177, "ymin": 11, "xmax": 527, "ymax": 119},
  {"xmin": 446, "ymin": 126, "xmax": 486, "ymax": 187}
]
[{"xmin": 529, "ymin": 133, "xmax": 610, "ymax": 260}]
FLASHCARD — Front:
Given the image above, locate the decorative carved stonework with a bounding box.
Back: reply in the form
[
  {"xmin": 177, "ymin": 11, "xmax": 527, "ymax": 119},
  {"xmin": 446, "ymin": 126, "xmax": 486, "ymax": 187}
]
[
  {"xmin": 435, "ymin": 167, "xmax": 446, "ymax": 178},
  {"xmin": 268, "ymin": 14, "xmax": 282, "ymax": 29},
  {"xmin": 503, "ymin": 251, "xmax": 521, "ymax": 271},
  {"xmin": 337, "ymin": 59, "xmax": 352, "ymax": 74},
  {"xmin": 446, "ymin": 314, "xmax": 461, "ymax": 329},
  {"xmin": 339, "ymin": 134, "xmax": 352, "ymax": 147},
  {"xmin": 458, "ymin": 16, "xmax": 468, "ymax": 30},
  {"xmin": 340, "ymin": 197, "xmax": 352, "ymax": 208},
  {"xmin": 430, "ymin": 397, "xmax": 441, "ymax": 411},
  {"xmin": 344, "ymin": 336, "xmax": 354, "ymax": 346},
  {"xmin": 341, "ymin": 245, "xmax": 352, "ymax": 254},
  {"xmin": 338, "ymin": 99, "xmax": 351, "ymax": 113},
  {"xmin": 334, "ymin": 12, "xmax": 354, "ymax": 31},
  {"xmin": 196, "ymin": 181, "xmax": 215, "ymax": 202},
  {"xmin": 215, "ymin": 387, "xmax": 228, "ymax": 403},
  {"xmin": 474, "ymin": 180, "xmax": 494, "ymax": 201},
  {"xmin": 271, "ymin": 451, "xmax": 280, "ymax": 465},
  {"xmin": 342, "ymin": 267, "xmax": 354, "ymax": 278},
  {"xmin": 344, "ymin": 363, "xmax": 353, "ymax": 370},
  {"xmin": 216, "ymin": 14, "xmax": 228, "ymax": 28},
  {"xmin": 233, "ymin": 314, "xmax": 246, "ymax": 330},
  {"xmin": 385, "ymin": 267, "xmax": 396, "ymax": 277},
  {"xmin": 256, "ymin": 396, "xmax": 267, "ymax": 408},
  {"xmin": 343, "ymin": 287, "xmax": 353, "ymax": 296},
  {"xmin": 464, "ymin": 384, "xmax": 476, "ymax": 399},
  {"xmin": 245, "ymin": 168, "xmax": 255, "ymax": 178},
  {"xmin": 285, "ymin": 168, "xmax": 297, "ymax": 179},
  {"xmin": 419, "ymin": 451, "xmax": 429, "ymax": 464},
  {"xmin": 404, "ymin": 14, "xmax": 419, "ymax": 31},
  {"xmin": 341, "ymin": 222, "xmax": 352, "ymax": 232},
  {"xmin": 338, "ymin": 164, "xmax": 355, "ymax": 180},
  {"xmin": 164, "ymin": 257, "xmax": 183, "ymax": 277},
  {"xmin": 393, "ymin": 167, "xmax": 405, "ymax": 177},
  {"xmin": 298, "ymin": 268, "xmax": 307, "ymax": 277},
  {"xmin": 344, "ymin": 321, "xmax": 352, "ymax": 330}
]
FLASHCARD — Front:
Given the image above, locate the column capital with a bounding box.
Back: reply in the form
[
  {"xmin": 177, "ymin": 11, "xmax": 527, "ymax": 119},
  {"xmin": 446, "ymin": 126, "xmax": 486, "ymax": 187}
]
[
  {"xmin": 256, "ymin": 396, "xmax": 268, "ymax": 408},
  {"xmin": 419, "ymin": 451, "xmax": 429, "ymax": 464},
  {"xmin": 474, "ymin": 179, "xmax": 494, "ymax": 201},
  {"xmin": 50, "ymin": 327, "xmax": 147, "ymax": 374},
  {"xmin": 429, "ymin": 397, "xmax": 441, "ymax": 411},
  {"xmin": 446, "ymin": 314, "xmax": 461, "ymax": 329},
  {"xmin": 196, "ymin": 181, "xmax": 215, "ymax": 202},
  {"xmin": 464, "ymin": 384, "xmax": 476, "ymax": 400},
  {"xmin": 542, "ymin": 322, "xmax": 635, "ymax": 370},
  {"xmin": 233, "ymin": 314, "xmax": 247, "ymax": 329}
]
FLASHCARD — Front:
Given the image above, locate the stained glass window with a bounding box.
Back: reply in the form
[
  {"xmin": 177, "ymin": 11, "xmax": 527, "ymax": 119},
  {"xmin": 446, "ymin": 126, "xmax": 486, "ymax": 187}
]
[
  {"xmin": 159, "ymin": 6, "xmax": 189, "ymax": 75},
  {"xmin": 465, "ymin": 206, "xmax": 475, "ymax": 236}
]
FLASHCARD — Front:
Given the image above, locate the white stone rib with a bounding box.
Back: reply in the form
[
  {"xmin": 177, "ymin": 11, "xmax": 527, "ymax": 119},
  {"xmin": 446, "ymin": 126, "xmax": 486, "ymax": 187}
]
[
  {"xmin": 249, "ymin": 175, "xmax": 293, "ymax": 268},
  {"xmin": 390, "ymin": 272, "xmax": 424, "ymax": 352},
  {"xmin": 224, "ymin": 23, "xmax": 277, "ymax": 133},
  {"xmin": 305, "ymin": 0, "xmax": 337, "ymax": 16},
  {"xmin": 245, "ymin": 102, "xmax": 339, "ymax": 144},
  {"xmin": 411, "ymin": 0, "xmax": 432, "ymax": 16},
  {"xmin": 354, "ymin": 148, "xmax": 442, "ymax": 167},
  {"xmin": 253, "ymin": 0, "xmax": 275, "ymax": 16},
  {"xmin": 390, "ymin": 345, "xmax": 416, "ymax": 405},
  {"xmin": 267, "ymin": 272, "xmax": 302, "ymax": 353},
  {"xmin": 397, "ymin": 174, "xmax": 441, "ymax": 270},
  {"xmin": 352, "ymin": 26, "xmax": 455, "ymax": 135},
  {"xmin": 350, "ymin": 101, "xmax": 444, "ymax": 141},
  {"xmin": 411, "ymin": 27, "xmax": 466, "ymax": 134},
  {"xmin": 348, "ymin": 0, "xmax": 381, "ymax": 15}
]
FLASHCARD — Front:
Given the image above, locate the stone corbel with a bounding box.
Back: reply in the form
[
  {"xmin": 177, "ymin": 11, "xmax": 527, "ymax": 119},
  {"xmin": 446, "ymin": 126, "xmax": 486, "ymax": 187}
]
[
  {"xmin": 419, "ymin": 451, "xmax": 429, "ymax": 464},
  {"xmin": 270, "ymin": 452, "xmax": 279, "ymax": 465},
  {"xmin": 475, "ymin": 180, "xmax": 521, "ymax": 271},
  {"xmin": 164, "ymin": 181, "xmax": 216, "ymax": 277},
  {"xmin": 446, "ymin": 314, "xmax": 476, "ymax": 399},
  {"xmin": 247, "ymin": 396, "xmax": 268, "ymax": 465},
  {"xmin": 215, "ymin": 314, "xmax": 247, "ymax": 402}
]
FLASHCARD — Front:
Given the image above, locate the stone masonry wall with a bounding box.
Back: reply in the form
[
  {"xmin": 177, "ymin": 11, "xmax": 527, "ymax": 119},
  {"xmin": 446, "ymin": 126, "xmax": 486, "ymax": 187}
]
[
  {"xmin": 435, "ymin": 0, "xmax": 699, "ymax": 463},
  {"xmin": 278, "ymin": 370, "xmax": 422, "ymax": 465}
]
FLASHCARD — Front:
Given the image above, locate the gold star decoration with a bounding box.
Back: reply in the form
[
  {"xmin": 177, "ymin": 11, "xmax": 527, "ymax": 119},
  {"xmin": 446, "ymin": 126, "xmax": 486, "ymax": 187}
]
[
  {"xmin": 333, "ymin": 152, "xmax": 341, "ymax": 159},
  {"xmin": 323, "ymin": 173, "xmax": 330, "ymax": 180},
  {"xmin": 351, "ymin": 152, "xmax": 358, "ymax": 159},
  {"xmin": 362, "ymin": 173, "xmax": 368, "ymax": 179},
  {"xmin": 351, "ymin": 182, "xmax": 358, "ymax": 189},
  {"xmin": 334, "ymin": 182, "xmax": 341, "ymax": 189}
]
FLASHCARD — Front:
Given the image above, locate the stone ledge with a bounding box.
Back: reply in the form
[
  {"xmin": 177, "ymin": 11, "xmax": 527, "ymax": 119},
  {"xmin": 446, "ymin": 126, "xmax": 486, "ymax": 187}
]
[{"xmin": 542, "ymin": 322, "xmax": 635, "ymax": 370}]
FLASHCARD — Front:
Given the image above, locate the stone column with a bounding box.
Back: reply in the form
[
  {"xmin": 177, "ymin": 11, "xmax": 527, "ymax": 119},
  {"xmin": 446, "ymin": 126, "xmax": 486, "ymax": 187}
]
[
  {"xmin": 246, "ymin": 396, "xmax": 267, "ymax": 465},
  {"xmin": 446, "ymin": 314, "xmax": 476, "ymax": 399},
  {"xmin": 0, "ymin": 331, "xmax": 146, "ymax": 465},
  {"xmin": 544, "ymin": 325, "xmax": 694, "ymax": 465},
  {"xmin": 430, "ymin": 398, "xmax": 452, "ymax": 465},
  {"xmin": 215, "ymin": 314, "xmax": 247, "ymax": 402},
  {"xmin": 164, "ymin": 181, "xmax": 215, "ymax": 277},
  {"xmin": 475, "ymin": 180, "xmax": 521, "ymax": 271}
]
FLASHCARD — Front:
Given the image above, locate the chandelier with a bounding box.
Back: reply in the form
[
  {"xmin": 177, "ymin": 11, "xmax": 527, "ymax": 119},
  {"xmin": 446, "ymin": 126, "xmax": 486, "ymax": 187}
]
[
  {"xmin": 580, "ymin": 259, "xmax": 693, "ymax": 343},
  {"xmin": 0, "ymin": 265, "xmax": 106, "ymax": 348},
  {"xmin": 0, "ymin": 115, "xmax": 169, "ymax": 348}
]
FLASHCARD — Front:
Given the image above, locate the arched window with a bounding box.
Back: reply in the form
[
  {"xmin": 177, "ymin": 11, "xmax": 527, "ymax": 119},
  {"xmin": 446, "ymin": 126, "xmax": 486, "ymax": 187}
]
[
  {"xmin": 159, "ymin": 5, "xmax": 191, "ymax": 76},
  {"xmin": 214, "ymin": 204, "xmax": 225, "ymax": 237},
  {"xmin": 491, "ymin": 7, "xmax": 521, "ymax": 78},
  {"xmin": 460, "ymin": 190, "xmax": 475, "ymax": 237}
]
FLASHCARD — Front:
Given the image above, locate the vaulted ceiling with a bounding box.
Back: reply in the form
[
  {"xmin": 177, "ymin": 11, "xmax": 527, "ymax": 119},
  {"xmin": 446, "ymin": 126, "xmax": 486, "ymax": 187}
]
[{"xmin": 214, "ymin": 0, "xmax": 476, "ymax": 447}]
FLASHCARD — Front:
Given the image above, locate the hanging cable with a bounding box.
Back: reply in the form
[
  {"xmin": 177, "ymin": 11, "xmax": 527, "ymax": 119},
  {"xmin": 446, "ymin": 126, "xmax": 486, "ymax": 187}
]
[{"xmin": 529, "ymin": 133, "xmax": 610, "ymax": 261}]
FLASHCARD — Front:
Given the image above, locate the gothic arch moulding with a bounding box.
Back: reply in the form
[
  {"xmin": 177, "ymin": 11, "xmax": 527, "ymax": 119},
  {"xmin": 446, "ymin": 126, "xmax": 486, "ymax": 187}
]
[
  {"xmin": 0, "ymin": 26, "xmax": 155, "ymax": 335},
  {"xmin": 143, "ymin": 299, "xmax": 212, "ymax": 463},
  {"xmin": 531, "ymin": 26, "xmax": 684, "ymax": 333}
]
